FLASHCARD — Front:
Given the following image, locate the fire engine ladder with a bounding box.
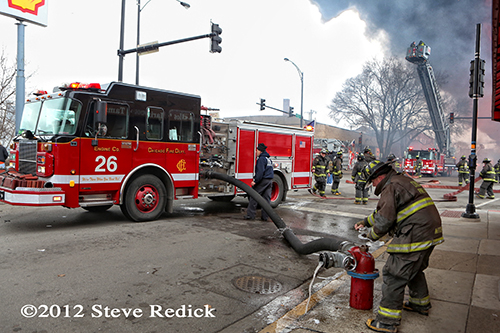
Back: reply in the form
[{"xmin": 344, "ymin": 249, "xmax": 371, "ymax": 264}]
[{"xmin": 415, "ymin": 63, "xmax": 451, "ymax": 157}]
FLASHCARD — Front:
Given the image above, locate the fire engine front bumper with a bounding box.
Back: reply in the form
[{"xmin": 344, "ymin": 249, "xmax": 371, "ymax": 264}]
[{"xmin": 0, "ymin": 186, "xmax": 65, "ymax": 206}]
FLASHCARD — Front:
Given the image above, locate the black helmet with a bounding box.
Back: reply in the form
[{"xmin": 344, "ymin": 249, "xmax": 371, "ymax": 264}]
[
  {"xmin": 337, "ymin": 151, "xmax": 343, "ymax": 156},
  {"xmin": 416, "ymin": 155, "xmax": 420, "ymax": 159},
  {"xmin": 364, "ymin": 160, "xmax": 392, "ymax": 182},
  {"xmin": 461, "ymin": 155, "xmax": 466, "ymax": 160},
  {"xmin": 363, "ymin": 147, "xmax": 371, "ymax": 154},
  {"xmin": 483, "ymin": 158, "xmax": 491, "ymax": 163},
  {"xmin": 357, "ymin": 153, "xmax": 365, "ymax": 161},
  {"xmin": 387, "ymin": 153, "xmax": 396, "ymax": 161}
]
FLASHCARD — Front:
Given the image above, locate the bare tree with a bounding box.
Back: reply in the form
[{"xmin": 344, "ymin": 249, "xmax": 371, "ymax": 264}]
[
  {"xmin": 328, "ymin": 57, "xmax": 433, "ymax": 158},
  {"xmin": 0, "ymin": 50, "xmax": 16, "ymax": 147}
]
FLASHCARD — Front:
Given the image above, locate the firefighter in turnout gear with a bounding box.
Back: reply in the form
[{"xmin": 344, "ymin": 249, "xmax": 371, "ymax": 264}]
[
  {"xmin": 352, "ymin": 153, "xmax": 368, "ymax": 204},
  {"xmin": 477, "ymin": 158, "xmax": 497, "ymax": 199},
  {"xmin": 329, "ymin": 151, "xmax": 343, "ymax": 195},
  {"xmin": 494, "ymin": 159, "xmax": 500, "ymax": 182},
  {"xmin": 456, "ymin": 155, "xmax": 469, "ymax": 186},
  {"xmin": 354, "ymin": 160, "xmax": 443, "ymax": 333},
  {"xmin": 312, "ymin": 148, "xmax": 329, "ymax": 197},
  {"xmin": 414, "ymin": 156, "xmax": 423, "ymax": 178},
  {"xmin": 364, "ymin": 147, "xmax": 376, "ymax": 163}
]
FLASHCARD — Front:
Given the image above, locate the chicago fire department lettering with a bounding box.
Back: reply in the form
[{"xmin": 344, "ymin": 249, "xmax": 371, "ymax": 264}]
[{"xmin": 177, "ymin": 159, "xmax": 187, "ymax": 172}]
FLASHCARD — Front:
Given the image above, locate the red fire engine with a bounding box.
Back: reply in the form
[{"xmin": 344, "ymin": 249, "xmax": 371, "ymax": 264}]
[
  {"xmin": 403, "ymin": 147, "xmax": 445, "ymax": 176},
  {"xmin": 0, "ymin": 82, "xmax": 314, "ymax": 221}
]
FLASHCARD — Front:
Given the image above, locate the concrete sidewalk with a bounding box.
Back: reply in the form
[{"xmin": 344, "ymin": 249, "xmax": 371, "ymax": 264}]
[{"xmin": 260, "ymin": 209, "xmax": 500, "ymax": 333}]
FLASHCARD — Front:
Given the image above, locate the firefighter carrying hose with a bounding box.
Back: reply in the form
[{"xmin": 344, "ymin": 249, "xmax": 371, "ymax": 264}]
[
  {"xmin": 354, "ymin": 160, "xmax": 444, "ymax": 333},
  {"xmin": 456, "ymin": 155, "xmax": 469, "ymax": 186},
  {"xmin": 329, "ymin": 150, "xmax": 343, "ymax": 195},
  {"xmin": 312, "ymin": 148, "xmax": 329, "ymax": 198},
  {"xmin": 476, "ymin": 158, "xmax": 497, "ymax": 199},
  {"xmin": 351, "ymin": 153, "xmax": 368, "ymax": 204}
]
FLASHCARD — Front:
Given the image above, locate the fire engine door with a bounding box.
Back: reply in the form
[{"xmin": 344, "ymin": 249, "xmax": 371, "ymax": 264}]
[{"xmin": 79, "ymin": 102, "xmax": 132, "ymax": 194}]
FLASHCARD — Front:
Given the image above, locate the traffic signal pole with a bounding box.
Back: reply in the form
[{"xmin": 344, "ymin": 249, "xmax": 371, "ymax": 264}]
[{"xmin": 462, "ymin": 23, "xmax": 482, "ymax": 219}]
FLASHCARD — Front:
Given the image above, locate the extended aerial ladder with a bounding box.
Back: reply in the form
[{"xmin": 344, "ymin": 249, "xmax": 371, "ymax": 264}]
[{"xmin": 405, "ymin": 41, "xmax": 452, "ymax": 158}]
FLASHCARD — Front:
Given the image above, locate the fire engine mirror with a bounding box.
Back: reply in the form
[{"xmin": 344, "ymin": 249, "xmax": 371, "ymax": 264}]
[{"xmin": 94, "ymin": 101, "xmax": 108, "ymax": 124}]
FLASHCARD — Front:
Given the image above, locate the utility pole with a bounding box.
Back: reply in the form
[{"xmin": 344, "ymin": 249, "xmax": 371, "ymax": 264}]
[{"xmin": 462, "ymin": 23, "xmax": 483, "ymax": 219}]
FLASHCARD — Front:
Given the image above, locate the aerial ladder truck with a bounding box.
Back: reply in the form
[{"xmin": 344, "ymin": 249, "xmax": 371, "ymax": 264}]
[{"xmin": 404, "ymin": 41, "xmax": 455, "ymax": 176}]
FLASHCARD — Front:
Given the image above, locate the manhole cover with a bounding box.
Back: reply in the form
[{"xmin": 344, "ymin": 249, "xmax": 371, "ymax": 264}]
[
  {"xmin": 441, "ymin": 210, "xmax": 463, "ymax": 218},
  {"xmin": 232, "ymin": 275, "xmax": 283, "ymax": 294}
]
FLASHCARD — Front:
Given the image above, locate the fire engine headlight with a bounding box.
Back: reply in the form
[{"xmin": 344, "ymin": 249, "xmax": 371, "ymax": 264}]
[{"xmin": 38, "ymin": 166, "xmax": 46, "ymax": 174}]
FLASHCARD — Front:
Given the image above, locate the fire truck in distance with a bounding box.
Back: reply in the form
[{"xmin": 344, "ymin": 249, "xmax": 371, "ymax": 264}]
[
  {"xmin": 403, "ymin": 147, "xmax": 446, "ymax": 176},
  {"xmin": 1, "ymin": 82, "xmax": 313, "ymax": 221}
]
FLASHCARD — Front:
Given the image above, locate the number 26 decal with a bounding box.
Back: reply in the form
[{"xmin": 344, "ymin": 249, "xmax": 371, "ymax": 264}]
[{"xmin": 95, "ymin": 156, "xmax": 118, "ymax": 172}]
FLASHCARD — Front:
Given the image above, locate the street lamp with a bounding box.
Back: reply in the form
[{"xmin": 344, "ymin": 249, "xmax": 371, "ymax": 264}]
[
  {"xmin": 284, "ymin": 58, "xmax": 304, "ymax": 128},
  {"xmin": 135, "ymin": 0, "xmax": 190, "ymax": 85}
]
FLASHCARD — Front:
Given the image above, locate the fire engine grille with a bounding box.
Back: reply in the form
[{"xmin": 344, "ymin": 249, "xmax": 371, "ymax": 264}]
[{"xmin": 18, "ymin": 140, "xmax": 38, "ymax": 174}]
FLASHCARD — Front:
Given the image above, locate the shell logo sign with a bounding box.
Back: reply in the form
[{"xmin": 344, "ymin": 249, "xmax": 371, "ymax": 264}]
[
  {"xmin": 8, "ymin": 0, "xmax": 45, "ymax": 15},
  {"xmin": 0, "ymin": 0, "xmax": 48, "ymax": 26}
]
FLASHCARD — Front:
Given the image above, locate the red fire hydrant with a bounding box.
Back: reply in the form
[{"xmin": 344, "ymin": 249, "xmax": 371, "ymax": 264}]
[{"xmin": 347, "ymin": 245, "xmax": 379, "ymax": 310}]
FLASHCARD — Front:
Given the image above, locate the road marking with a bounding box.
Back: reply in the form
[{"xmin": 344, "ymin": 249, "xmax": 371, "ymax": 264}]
[
  {"xmin": 476, "ymin": 197, "xmax": 500, "ymax": 208},
  {"xmin": 282, "ymin": 205, "xmax": 367, "ymax": 219}
]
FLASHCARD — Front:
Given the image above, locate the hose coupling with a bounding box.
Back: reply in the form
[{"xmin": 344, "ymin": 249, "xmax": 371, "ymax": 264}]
[{"xmin": 319, "ymin": 251, "xmax": 357, "ymax": 271}]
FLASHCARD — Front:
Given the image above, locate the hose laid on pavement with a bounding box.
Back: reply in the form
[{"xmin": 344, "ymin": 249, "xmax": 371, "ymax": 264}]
[{"xmin": 202, "ymin": 171, "xmax": 350, "ymax": 255}]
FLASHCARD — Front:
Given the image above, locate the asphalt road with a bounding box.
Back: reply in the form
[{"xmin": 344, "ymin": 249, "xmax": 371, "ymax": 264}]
[{"xmin": 0, "ymin": 175, "xmax": 495, "ymax": 332}]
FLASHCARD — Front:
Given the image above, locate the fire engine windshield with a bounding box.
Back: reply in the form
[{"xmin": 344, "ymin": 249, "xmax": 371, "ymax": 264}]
[
  {"xmin": 20, "ymin": 98, "xmax": 82, "ymax": 136},
  {"xmin": 406, "ymin": 150, "xmax": 433, "ymax": 159}
]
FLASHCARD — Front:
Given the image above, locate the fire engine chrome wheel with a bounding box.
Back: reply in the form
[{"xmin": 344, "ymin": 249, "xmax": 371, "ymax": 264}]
[
  {"xmin": 122, "ymin": 174, "xmax": 166, "ymax": 222},
  {"xmin": 270, "ymin": 174, "xmax": 284, "ymax": 208}
]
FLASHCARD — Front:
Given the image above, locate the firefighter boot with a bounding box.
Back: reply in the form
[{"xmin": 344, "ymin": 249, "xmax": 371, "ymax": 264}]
[
  {"xmin": 365, "ymin": 319, "xmax": 397, "ymax": 333},
  {"xmin": 403, "ymin": 301, "xmax": 431, "ymax": 316}
]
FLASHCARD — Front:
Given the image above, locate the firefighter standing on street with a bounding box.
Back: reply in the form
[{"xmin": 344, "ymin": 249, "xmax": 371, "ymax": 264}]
[
  {"xmin": 330, "ymin": 151, "xmax": 343, "ymax": 195},
  {"xmin": 355, "ymin": 160, "xmax": 444, "ymax": 333},
  {"xmin": 243, "ymin": 143, "xmax": 274, "ymax": 220},
  {"xmin": 476, "ymin": 158, "xmax": 497, "ymax": 199},
  {"xmin": 414, "ymin": 156, "xmax": 423, "ymax": 178},
  {"xmin": 364, "ymin": 147, "xmax": 376, "ymax": 163},
  {"xmin": 456, "ymin": 155, "xmax": 469, "ymax": 186},
  {"xmin": 312, "ymin": 148, "xmax": 329, "ymax": 198},
  {"xmin": 494, "ymin": 158, "xmax": 500, "ymax": 182},
  {"xmin": 351, "ymin": 153, "xmax": 368, "ymax": 204}
]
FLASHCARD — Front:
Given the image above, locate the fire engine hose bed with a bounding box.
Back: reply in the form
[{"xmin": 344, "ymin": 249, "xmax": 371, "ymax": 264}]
[{"xmin": 202, "ymin": 171, "xmax": 351, "ymax": 255}]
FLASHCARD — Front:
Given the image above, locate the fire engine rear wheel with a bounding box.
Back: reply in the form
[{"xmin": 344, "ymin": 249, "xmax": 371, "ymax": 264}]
[
  {"xmin": 270, "ymin": 174, "xmax": 284, "ymax": 208},
  {"xmin": 122, "ymin": 174, "xmax": 166, "ymax": 222}
]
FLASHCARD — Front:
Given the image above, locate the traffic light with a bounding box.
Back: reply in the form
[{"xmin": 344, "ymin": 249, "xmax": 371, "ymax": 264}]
[
  {"xmin": 289, "ymin": 106, "xmax": 294, "ymax": 117},
  {"xmin": 469, "ymin": 60, "xmax": 474, "ymax": 98},
  {"xmin": 469, "ymin": 58, "xmax": 486, "ymax": 98},
  {"xmin": 210, "ymin": 22, "xmax": 222, "ymax": 53},
  {"xmin": 478, "ymin": 59, "xmax": 485, "ymax": 98},
  {"xmin": 449, "ymin": 112, "xmax": 454, "ymax": 124},
  {"xmin": 259, "ymin": 99, "xmax": 266, "ymax": 111}
]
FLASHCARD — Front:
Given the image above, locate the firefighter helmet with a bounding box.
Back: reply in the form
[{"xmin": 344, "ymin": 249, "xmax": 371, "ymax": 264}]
[
  {"xmin": 364, "ymin": 160, "xmax": 392, "ymax": 182},
  {"xmin": 357, "ymin": 153, "xmax": 364, "ymax": 161},
  {"xmin": 320, "ymin": 148, "xmax": 328, "ymax": 154},
  {"xmin": 363, "ymin": 147, "xmax": 371, "ymax": 154},
  {"xmin": 461, "ymin": 155, "xmax": 466, "ymax": 160},
  {"xmin": 387, "ymin": 153, "xmax": 396, "ymax": 162},
  {"xmin": 483, "ymin": 158, "xmax": 491, "ymax": 163},
  {"xmin": 416, "ymin": 155, "xmax": 420, "ymax": 159},
  {"xmin": 337, "ymin": 151, "xmax": 343, "ymax": 156}
]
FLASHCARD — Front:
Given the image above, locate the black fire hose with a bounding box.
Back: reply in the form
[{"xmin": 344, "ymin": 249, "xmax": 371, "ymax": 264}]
[{"xmin": 203, "ymin": 171, "xmax": 352, "ymax": 255}]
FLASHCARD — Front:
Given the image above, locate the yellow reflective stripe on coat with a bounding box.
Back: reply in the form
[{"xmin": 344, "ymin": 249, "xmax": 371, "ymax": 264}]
[
  {"xmin": 378, "ymin": 306, "xmax": 402, "ymax": 319},
  {"xmin": 366, "ymin": 211, "xmax": 376, "ymax": 226},
  {"xmin": 396, "ymin": 197, "xmax": 434, "ymax": 223},
  {"xmin": 387, "ymin": 236, "xmax": 444, "ymax": 253}
]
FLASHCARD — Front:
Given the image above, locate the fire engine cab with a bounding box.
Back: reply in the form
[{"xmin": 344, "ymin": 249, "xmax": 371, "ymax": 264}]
[
  {"xmin": 1, "ymin": 82, "xmax": 313, "ymax": 221},
  {"xmin": 403, "ymin": 147, "xmax": 444, "ymax": 176}
]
